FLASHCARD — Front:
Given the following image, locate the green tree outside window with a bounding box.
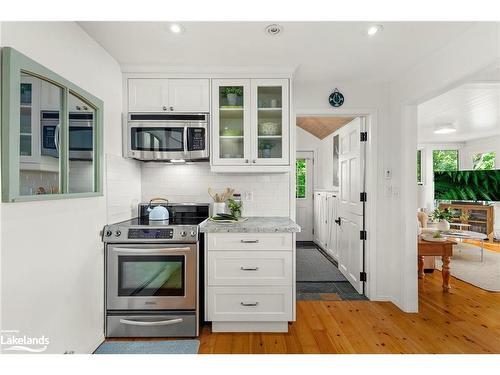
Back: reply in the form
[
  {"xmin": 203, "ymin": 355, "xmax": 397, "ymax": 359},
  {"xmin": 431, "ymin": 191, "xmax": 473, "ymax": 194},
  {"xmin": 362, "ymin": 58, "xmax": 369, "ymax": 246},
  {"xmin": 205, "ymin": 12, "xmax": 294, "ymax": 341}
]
[
  {"xmin": 433, "ymin": 150, "xmax": 459, "ymax": 172},
  {"xmin": 472, "ymin": 152, "xmax": 495, "ymax": 170},
  {"xmin": 296, "ymin": 159, "xmax": 306, "ymax": 198}
]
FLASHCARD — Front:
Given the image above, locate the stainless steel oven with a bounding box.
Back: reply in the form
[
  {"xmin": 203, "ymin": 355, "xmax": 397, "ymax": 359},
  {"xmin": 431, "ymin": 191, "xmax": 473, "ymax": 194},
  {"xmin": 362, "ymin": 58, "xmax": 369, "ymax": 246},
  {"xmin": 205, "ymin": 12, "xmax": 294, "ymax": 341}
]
[
  {"xmin": 41, "ymin": 111, "xmax": 94, "ymax": 160},
  {"xmin": 127, "ymin": 113, "xmax": 209, "ymax": 161},
  {"xmin": 106, "ymin": 243, "xmax": 197, "ymax": 311}
]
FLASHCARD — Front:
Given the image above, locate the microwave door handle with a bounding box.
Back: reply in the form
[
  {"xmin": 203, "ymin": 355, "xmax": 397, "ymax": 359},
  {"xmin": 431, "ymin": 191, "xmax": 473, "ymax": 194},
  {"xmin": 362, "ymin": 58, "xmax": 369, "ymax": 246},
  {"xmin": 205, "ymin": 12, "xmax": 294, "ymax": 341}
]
[
  {"xmin": 183, "ymin": 126, "xmax": 188, "ymax": 155},
  {"xmin": 54, "ymin": 124, "xmax": 60, "ymax": 152},
  {"xmin": 112, "ymin": 247, "xmax": 191, "ymax": 254},
  {"xmin": 119, "ymin": 318, "xmax": 184, "ymax": 327}
]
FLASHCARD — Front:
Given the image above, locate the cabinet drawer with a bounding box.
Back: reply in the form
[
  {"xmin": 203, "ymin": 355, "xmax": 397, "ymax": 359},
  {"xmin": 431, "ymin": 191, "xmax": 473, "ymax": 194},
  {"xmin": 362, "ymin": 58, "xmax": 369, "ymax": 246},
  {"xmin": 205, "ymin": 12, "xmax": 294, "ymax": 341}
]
[
  {"xmin": 208, "ymin": 251, "xmax": 293, "ymax": 285},
  {"xmin": 207, "ymin": 286, "xmax": 293, "ymax": 321},
  {"xmin": 208, "ymin": 233, "xmax": 293, "ymax": 251}
]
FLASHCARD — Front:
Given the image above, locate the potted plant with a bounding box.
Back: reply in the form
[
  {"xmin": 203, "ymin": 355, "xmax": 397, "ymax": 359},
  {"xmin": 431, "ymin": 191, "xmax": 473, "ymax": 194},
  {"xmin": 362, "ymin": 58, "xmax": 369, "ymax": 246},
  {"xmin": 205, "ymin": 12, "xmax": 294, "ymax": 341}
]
[
  {"xmin": 432, "ymin": 208, "xmax": 452, "ymax": 231},
  {"xmin": 221, "ymin": 87, "xmax": 243, "ymax": 106},
  {"xmin": 227, "ymin": 198, "xmax": 243, "ymax": 219},
  {"xmin": 258, "ymin": 141, "xmax": 275, "ymax": 158}
]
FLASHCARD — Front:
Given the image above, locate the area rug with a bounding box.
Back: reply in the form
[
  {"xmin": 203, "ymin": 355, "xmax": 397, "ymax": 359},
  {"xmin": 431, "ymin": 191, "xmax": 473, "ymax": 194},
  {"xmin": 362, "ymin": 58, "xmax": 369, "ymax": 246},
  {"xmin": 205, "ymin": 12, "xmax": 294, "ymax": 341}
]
[
  {"xmin": 94, "ymin": 340, "xmax": 200, "ymax": 354},
  {"xmin": 296, "ymin": 246, "xmax": 347, "ymax": 282},
  {"xmin": 435, "ymin": 242, "xmax": 500, "ymax": 292}
]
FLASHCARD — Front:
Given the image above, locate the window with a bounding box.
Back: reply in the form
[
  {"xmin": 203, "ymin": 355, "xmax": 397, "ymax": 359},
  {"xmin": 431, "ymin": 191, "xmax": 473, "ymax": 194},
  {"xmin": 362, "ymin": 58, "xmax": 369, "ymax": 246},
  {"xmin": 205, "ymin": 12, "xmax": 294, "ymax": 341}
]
[
  {"xmin": 1, "ymin": 47, "xmax": 103, "ymax": 202},
  {"xmin": 433, "ymin": 150, "xmax": 459, "ymax": 172},
  {"xmin": 416, "ymin": 149, "xmax": 423, "ymax": 184},
  {"xmin": 472, "ymin": 152, "xmax": 495, "ymax": 170},
  {"xmin": 296, "ymin": 159, "xmax": 306, "ymax": 198}
]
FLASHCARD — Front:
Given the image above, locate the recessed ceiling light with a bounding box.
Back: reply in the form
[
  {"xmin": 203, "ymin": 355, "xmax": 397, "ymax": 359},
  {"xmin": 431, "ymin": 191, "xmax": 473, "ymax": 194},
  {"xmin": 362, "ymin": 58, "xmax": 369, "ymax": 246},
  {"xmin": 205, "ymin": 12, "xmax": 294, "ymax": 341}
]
[
  {"xmin": 367, "ymin": 25, "xmax": 383, "ymax": 36},
  {"xmin": 265, "ymin": 24, "xmax": 282, "ymax": 36},
  {"xmin": 169, "ymin": 23, "xmax": 184, "ymax": 34},
  {"xmin": 434, "ymin": 125, "xmax": 457, "ymax": 134}
]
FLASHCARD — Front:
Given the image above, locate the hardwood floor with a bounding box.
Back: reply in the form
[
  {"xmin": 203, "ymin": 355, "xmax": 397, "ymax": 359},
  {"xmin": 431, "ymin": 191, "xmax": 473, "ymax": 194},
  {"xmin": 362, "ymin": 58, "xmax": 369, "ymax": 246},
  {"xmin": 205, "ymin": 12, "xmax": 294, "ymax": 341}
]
[
  {"xmin": 199, "ymin": 271, "xmax": 500, "ymax": 354},
  {"xmin": 464, "ymin": 239, "xmax": 500, "ymax": 253}
]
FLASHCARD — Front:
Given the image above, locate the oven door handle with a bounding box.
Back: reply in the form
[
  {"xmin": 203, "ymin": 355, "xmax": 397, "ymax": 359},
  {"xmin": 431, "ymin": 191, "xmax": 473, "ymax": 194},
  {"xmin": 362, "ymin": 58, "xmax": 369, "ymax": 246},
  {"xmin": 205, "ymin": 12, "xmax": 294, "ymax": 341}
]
[
  {"xmin": 112, "ymin": 247, "xmax": 191, "ymax": 254},
  {"xmin": 119, "ymin": 318, "xmax": 184, "ymax": 326}
]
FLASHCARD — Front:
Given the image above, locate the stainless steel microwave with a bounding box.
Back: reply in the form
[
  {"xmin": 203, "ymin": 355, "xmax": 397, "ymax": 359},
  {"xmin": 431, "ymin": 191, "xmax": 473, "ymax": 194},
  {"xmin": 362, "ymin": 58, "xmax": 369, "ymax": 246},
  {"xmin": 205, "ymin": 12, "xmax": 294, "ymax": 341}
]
[
  {"xmin": 126, "ymin": 113, "xmax": 209, "ymax": 162},
  {"xmin": 41, "ymin": 111, "xmax": 94, "ymax": 161}
]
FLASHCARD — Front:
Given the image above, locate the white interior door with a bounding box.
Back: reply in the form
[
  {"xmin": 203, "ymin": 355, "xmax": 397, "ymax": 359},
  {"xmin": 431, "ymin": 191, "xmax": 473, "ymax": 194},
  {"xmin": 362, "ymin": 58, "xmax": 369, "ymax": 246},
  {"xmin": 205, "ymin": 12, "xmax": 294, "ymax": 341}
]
[
  {"xmin": 337, "ymin": 117, "xmax": 365, "ymax": 294},
  {"xmin": 296, "ymin": 151, "xmax": 314, "ymax": 241}
]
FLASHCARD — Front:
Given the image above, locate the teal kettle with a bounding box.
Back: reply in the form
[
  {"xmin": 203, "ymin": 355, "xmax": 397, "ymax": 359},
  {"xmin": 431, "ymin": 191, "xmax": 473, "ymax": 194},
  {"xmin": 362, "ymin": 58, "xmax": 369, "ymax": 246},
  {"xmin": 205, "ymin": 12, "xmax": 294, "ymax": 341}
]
[{"xmin": 147, "ymin": 198, "xmax": 170, "ymax": 221}]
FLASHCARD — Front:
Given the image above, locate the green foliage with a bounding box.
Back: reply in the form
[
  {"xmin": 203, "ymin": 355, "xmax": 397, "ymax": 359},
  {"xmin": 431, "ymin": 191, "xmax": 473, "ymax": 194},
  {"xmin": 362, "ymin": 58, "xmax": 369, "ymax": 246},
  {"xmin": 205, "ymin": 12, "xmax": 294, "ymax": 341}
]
[
  {"xmin": 258, "ymin": 141, "xmax": 275, "ymax": 150},
  {"xmin": 434, "ymin": 170, "xmax": 500, "ymax": 201},
  {"xmin": 296, "ymin": 159, "xmax": 306, "ymax": 198},
  {"xmin": 221, "ymin": 87, "xmax": 243, "ymax": 96},
  {"xmin": 473, "ymin": 152, "xmax": 496, "ymax": 170},
  {"xmin": 433, "ymin": 150, "xmax": 459, "ymax": 172},
  {"xmin": 416, "ymin": 150, "xmax": 422, "ymax": 183},
  {"xmin": 432, "ymin": 207, "xmax": 453, "ymax": 222},
  {"xmin": 226, "ymin": 198, "xmax": 242, "ymax": 218}
]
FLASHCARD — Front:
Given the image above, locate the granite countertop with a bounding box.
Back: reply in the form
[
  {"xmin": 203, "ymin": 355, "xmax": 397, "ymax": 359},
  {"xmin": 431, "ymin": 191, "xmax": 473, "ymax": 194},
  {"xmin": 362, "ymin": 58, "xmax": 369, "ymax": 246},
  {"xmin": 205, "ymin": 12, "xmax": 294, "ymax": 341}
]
[{"xmin": 199, "ymin": 217, "xmax": 301, "ymax": 233}]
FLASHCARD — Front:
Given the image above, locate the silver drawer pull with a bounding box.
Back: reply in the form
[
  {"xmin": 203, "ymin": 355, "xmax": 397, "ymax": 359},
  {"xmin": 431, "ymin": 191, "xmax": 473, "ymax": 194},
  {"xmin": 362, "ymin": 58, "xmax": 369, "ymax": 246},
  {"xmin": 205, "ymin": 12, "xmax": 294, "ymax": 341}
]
[
  {"xmin": 119, "ymin": 318, "xmax": 183, "ymax": 326},
  {"xmin": 240, "ymin": 302, "xmax": 259, "ymax": 307},
  {"xmin": 240, "ymin": 239, "xmax": 259, "ymax": 243},
  {"xmin": 240, "ymin": 266, "xmax": 259, "ymax": 271}
]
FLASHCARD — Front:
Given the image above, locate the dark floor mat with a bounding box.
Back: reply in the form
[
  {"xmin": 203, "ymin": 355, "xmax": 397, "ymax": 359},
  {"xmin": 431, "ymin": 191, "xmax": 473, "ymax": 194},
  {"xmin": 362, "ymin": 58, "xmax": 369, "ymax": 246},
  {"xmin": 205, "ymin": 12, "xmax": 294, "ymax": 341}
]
[{"xmin": 296, "ymin": 246, "xmax": 347, "ymax": 282}]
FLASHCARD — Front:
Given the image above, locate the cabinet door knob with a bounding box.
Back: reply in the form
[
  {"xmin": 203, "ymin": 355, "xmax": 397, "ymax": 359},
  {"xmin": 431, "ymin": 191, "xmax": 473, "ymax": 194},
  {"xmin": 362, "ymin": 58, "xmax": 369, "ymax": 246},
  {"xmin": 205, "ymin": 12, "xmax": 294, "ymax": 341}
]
[
  {"xmin": 169, "ymin": 106, "xmax": 174, "ymax": 111},
  {"xmin": 252, "ymin": 159, "xmax": 256, "ymax": 164},
  {"xmin": 162, "ymin": 106, "xmax": 167, "ymax": 111},
  {"xmin": 245, "ymin": 159, "xmax": 249, "ymax": 163}
]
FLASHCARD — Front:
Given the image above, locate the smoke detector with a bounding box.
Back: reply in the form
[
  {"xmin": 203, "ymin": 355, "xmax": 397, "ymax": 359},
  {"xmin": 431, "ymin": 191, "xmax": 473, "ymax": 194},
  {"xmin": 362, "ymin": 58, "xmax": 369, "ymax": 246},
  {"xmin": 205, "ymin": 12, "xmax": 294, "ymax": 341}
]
[{"xmin": 265, "ymin": 24, "xmax": 282, "ymax": 36}]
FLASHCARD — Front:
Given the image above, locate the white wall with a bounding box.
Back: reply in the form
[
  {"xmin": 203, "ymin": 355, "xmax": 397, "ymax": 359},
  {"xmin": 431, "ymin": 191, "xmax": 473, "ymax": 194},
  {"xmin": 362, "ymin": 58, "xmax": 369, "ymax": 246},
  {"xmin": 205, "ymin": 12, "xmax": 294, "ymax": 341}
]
[
  {"xmin": 141, "ymin": 163, "xmax": 290, "ymax": 217},
  {"xmin": 393, "ymin": 22, "xmax": 500, "ymax": 312},
  {"xmin": 0, "ymin": 22, "xmax": 138, "ymax": 354}
]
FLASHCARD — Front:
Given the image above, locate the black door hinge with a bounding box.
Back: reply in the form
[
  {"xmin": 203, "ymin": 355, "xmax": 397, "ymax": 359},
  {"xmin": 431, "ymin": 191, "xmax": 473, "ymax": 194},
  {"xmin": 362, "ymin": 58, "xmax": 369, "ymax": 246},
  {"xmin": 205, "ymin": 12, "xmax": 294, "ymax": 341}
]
[
  {"xmin": 360, "ymin": 192, "xmax": 367, "ymax": 202},
  {"xmin": 360, "ymin": 230, "xmax": 367, "ymax": 240},
  {"xmin": 312, "ymin": 228, "xmax": 315, "ymax": 235},
  {"xmin": 360, "ymin": 131, "xmax": 368, "ymax": 142},
  {"xmin": 360, "ymin": 272, "xmax": 367, "ymax": 282}
]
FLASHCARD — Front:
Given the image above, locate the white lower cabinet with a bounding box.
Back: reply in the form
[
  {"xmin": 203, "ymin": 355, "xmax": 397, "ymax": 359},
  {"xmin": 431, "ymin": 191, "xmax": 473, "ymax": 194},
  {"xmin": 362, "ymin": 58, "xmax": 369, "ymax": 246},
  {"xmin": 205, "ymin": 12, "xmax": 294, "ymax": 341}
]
[
  {"xmin": 313, "ymin": 191, "xmax": 339, "ymax": 260},
  {"xmin": 205, "ymin": 232, "xmax": 295, "ymax": 332}
]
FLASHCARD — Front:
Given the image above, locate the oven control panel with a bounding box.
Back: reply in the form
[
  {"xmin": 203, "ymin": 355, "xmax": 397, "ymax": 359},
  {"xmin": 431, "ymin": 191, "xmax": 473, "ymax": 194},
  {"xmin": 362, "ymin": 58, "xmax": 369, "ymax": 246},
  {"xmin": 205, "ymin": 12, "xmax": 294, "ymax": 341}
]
[{"xmin": 128, "ymin": 228, "xmax": 173, "ymax": 240}]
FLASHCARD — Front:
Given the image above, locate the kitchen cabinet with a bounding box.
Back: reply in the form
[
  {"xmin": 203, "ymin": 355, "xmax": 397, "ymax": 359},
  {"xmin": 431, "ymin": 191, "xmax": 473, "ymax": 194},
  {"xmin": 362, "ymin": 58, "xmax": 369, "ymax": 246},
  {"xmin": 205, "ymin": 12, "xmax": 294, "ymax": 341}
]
[
  {"xmin": 128, "ymin": 78, "xmax": 210, "ymax": 113},
  {"xmin": 20, "ymin": 75, "xmax": 41, "ymax": 164},
  {"xmin": 313, "ymin": 191, "xmax": 339, "ymax": 260},
  {"xmin": 211, "ymin": 78, "xmax": 289, "ymax": 171},
  {"xmin": 205, "ymin": 232, "xmax": 295, "ymax": 333}
]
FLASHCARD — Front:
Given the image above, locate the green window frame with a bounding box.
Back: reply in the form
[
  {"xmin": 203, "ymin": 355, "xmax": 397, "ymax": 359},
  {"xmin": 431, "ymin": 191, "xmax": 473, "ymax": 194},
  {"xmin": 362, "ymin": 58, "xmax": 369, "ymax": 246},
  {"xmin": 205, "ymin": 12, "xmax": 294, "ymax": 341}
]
[{"xmin": 1, "ymin": 47, "xmax": 103, "ymax": 202}]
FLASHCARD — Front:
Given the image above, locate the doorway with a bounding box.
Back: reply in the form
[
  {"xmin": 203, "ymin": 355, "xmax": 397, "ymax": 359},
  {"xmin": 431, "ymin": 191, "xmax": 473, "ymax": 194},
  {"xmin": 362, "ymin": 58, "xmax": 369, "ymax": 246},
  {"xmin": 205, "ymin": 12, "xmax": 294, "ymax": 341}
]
[
  {"xmin": 296, "ymin": 151, "xmax": 314, "ymax": 242},
  {"xmin": 295, "ymin": 114, "xmax": 371, "ymax": 299}
]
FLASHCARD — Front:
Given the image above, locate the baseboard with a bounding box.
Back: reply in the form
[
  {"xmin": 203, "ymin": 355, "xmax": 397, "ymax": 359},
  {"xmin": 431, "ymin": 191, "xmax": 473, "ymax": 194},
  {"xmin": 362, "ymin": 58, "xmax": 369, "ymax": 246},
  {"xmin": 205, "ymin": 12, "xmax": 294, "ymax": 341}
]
[
  {"xmin": 88, "ymin": 335, "xmax": 105, "ymax": 354},
  {"xmin": 212, "ymin": 321, "xmax": 288, "ymax": 333}
]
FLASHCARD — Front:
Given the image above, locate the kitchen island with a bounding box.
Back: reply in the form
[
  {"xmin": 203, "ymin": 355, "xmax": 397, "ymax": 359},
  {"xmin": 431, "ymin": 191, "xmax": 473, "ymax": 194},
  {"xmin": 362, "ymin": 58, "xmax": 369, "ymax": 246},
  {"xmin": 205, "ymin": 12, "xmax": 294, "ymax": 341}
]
[{"xmin": 200, "ymin": 216, "xmax": 300, "ymax": 333}]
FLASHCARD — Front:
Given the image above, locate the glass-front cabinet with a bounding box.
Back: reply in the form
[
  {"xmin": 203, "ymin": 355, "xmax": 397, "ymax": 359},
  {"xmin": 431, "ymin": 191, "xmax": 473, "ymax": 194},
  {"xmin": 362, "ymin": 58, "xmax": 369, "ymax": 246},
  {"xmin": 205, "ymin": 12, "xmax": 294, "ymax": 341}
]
[{"xmin": 212, "ymin": 78, "xmax": 289, "ymax": 167}]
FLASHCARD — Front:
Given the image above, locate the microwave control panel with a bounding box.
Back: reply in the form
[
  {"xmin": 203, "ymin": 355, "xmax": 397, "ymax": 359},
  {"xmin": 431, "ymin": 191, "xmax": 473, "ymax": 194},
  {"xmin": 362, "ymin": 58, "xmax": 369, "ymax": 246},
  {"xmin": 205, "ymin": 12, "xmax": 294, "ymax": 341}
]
[{"xmin": 187, "ymin": 128, "xmax": 206, "ymax": 151}]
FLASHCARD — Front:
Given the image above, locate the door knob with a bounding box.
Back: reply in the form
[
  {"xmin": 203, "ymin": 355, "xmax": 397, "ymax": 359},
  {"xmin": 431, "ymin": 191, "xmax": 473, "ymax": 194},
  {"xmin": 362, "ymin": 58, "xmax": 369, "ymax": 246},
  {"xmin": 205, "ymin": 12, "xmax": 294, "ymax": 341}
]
[
  {"xmin": 335, "ymin": 217, "xmax": 341, "ymax": 226},
  {"xmin": 169, "ymin": 106, "xmax": 174, "ymax": 111},
  {"xmin": 162, "ymin": 106, "xmax": 167, "ymax": 111}
]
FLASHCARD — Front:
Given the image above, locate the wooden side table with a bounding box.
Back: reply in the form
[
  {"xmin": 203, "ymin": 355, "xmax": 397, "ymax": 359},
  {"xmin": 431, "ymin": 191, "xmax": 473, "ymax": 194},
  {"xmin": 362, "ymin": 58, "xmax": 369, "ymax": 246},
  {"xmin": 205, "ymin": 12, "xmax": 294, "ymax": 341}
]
[{"xmin": 418, "ymin": 236, "xmax": 457, "ymax": 292}]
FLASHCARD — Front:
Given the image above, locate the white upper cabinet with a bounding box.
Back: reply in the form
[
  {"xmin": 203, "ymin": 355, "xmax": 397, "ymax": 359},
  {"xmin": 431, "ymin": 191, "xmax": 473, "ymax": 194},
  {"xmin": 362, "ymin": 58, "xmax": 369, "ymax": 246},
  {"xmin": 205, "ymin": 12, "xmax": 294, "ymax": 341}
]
[
  {"xmin": 128, "ymin": 78, "xmax": 209, "ymax": 113},
  {"xmin": 168, "ymin": 79, "xmax": 210, "ymax": 112},
  {"xmin": 211, "ymin": 78, "xmax": 290, "ymax": 170},
  {"xmin": 128, "ymin": 79, "xmax": 169, "ymax": 112}
]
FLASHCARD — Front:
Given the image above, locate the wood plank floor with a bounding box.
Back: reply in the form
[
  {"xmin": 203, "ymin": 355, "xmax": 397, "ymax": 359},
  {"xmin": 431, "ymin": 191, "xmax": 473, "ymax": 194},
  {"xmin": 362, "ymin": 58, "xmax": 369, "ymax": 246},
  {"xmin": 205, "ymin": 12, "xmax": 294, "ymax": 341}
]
[{"xmin": 198, "ymin": 271, "xmax": 500, "ymax": 354}]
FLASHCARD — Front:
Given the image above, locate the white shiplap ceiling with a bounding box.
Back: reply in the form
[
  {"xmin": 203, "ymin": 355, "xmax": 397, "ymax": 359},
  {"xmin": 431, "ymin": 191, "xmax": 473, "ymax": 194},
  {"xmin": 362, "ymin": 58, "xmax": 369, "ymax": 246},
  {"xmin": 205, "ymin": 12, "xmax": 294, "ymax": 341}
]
[
  {"xmin": 417, "ymin": 82, "xmax": 500, "ymax": 143},
  {"xmin": 79, "ymin": 21, "xmax": 474, "ymax": 84}
]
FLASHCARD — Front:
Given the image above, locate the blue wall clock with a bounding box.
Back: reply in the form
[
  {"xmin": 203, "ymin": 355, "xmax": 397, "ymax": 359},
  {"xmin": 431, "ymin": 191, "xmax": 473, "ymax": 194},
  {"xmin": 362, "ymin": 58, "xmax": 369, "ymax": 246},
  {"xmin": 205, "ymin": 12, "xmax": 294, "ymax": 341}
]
[{"xmin": 329, "ymin": 88, "xmax": 344, "ymax": 107}]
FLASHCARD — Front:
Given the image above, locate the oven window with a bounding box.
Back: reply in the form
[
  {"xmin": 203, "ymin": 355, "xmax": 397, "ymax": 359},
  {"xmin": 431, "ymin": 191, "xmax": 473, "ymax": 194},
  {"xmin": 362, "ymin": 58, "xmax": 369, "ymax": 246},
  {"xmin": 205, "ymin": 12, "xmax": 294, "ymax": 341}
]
[
  {"xmin": 69, "ymin": 126, "xmax": 93, "ymax": 151},
  {"xmin": 131, "ymin": 127, "xmax": 184, "ymax": 152},
  {"xmin": 118, "ymin": 255, "xmax": 185, "ymax": 297}
]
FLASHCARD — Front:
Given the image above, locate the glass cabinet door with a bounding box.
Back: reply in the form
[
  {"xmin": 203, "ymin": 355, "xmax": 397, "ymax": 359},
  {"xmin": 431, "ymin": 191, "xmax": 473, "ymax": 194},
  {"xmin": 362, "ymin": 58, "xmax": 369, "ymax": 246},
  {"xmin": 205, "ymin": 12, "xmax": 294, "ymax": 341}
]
[
  {"xmin": 252, "ymin": 79, "xmax": 289, "ymax": 165},
  {"xmin": 212, "ymin": 79, "xmax": 250, "ymax": 165},
  {"xmin": 20, "ymin": 75, "xmax": 37, "ymax": 159}
]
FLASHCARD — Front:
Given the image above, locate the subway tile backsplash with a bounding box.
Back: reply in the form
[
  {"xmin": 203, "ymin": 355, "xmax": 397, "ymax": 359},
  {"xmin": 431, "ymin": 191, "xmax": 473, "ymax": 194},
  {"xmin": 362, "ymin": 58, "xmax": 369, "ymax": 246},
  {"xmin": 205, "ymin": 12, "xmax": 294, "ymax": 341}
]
[{"xmin": 141, "ymin": 163, "xmax": 291, "ymax": 217}]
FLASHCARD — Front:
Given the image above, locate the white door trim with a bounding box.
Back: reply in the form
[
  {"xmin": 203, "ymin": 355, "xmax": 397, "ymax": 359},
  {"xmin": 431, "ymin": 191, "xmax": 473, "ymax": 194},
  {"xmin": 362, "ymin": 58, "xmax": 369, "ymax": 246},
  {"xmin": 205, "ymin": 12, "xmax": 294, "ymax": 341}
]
[{"xmin": 295, "ymin": 109, "xmax": 378, "ymax": 301}]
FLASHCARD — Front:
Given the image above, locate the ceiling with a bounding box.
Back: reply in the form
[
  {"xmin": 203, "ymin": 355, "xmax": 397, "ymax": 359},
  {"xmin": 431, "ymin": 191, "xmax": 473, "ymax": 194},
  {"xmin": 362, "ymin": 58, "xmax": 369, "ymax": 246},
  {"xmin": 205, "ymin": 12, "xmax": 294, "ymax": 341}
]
[
  {"xmin": 79, "ymin": 22, "xmax": 474, "ymax": 83},
  {"xmin": 297, "ymin": 116, "xmax": 355, "ymax": 139},
  {"xmin": 417, "ymin": 82, "xmax": 500, "ymax": 143}
]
